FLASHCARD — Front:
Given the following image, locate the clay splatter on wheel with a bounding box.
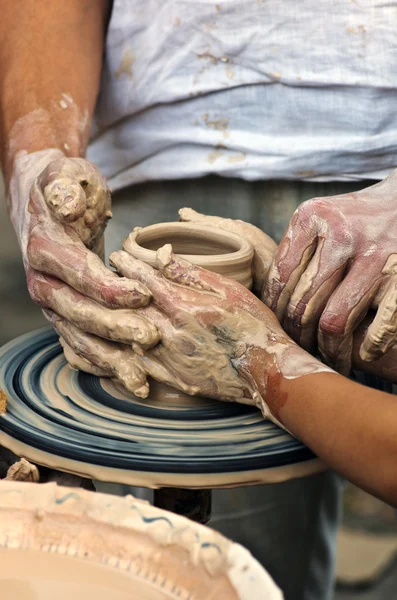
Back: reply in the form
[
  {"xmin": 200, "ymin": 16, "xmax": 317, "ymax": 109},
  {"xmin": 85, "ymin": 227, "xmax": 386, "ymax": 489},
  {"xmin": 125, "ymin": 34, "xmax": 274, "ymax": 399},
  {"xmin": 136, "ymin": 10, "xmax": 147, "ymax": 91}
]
[{"xmin": 0, "ymin": 328, "xmax": 324, "ymax": 488}]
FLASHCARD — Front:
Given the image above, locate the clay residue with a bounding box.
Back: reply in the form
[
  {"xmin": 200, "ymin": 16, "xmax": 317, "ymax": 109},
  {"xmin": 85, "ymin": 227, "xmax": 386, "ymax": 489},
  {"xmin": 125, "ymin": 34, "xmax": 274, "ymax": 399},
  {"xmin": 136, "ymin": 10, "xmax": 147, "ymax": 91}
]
[
  {"xmin": 115, "ymin": 47, "xmax": 135, "ymax": 79},
  {"xmin": 5, "ymin": 458, "xmax": 39, "ymax": 483},
  {"xmin": 227, "ymin": 153, "xmax": 246, "ymax": 164},
  {"xmin": 208, "ymin": 150, "xmax": 224, "ymax": 163},
  {"xmin": 202, "ymin": 113, "xmax": 229, "ymax": 132},
  {"xmin": 193, "ymin": 46, "xmax": 231, "ymax": 87},
  {"xmin": 0, "ymin": 390, "xmax": 6, "ymax": 414}
]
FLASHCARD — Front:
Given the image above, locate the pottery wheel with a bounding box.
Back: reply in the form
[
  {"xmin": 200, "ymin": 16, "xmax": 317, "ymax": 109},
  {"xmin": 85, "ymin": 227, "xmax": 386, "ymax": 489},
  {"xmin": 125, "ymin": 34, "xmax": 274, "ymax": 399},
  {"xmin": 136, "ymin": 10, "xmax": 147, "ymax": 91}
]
[{"xmin": 0, "ymin": 328, "xmax": 325, "ymax": 488}]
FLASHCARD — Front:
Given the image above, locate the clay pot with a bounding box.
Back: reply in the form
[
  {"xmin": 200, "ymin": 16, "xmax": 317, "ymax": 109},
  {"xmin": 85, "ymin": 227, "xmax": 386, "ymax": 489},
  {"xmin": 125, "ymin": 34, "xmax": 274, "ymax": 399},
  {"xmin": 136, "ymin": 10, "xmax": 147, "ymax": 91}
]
[{"xmin": 124, "ymin": 222, "xmax": 254, "ymax": 289}]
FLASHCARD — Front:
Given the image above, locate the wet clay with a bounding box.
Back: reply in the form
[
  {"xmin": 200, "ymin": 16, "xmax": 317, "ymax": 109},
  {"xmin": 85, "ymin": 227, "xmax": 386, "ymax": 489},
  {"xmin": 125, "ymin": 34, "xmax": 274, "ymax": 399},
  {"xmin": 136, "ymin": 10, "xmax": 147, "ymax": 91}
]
[
  {"xmin": 178, "ymin": 207, "xmax": 277, "ymax": 294},
  {"xmin": 0, "ymin": 481, "xmax": 283, "ymax": 600},
  {"xmin": 119, "ymin": 225, "xmax": 333, "ymax": 413},
  {"xmin": 4, "ymin": 458, "xmax": 39, "ymax": 483},
  {"xmin": 124, "ymin": 221, "xmax": 254, "ymax": 289},
  {"xmin": 128, "ymin": 216, "xmax": 397, "ymax": 386},
  {"xmin": 0, "ymin": 327, "xmax": 325, "ymax": 490}
]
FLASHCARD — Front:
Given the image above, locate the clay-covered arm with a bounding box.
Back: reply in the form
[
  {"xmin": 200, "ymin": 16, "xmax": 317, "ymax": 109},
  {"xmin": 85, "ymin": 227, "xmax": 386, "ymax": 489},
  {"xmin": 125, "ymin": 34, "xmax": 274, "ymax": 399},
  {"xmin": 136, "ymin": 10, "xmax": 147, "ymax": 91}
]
[
  {"xmin": 110, "ymin": 247, "xmax": 397, "ymax": 507},
  {"xmin": 248, "ymin": 351, "xmax": 397, "ymax": 507},
  {"xmin": 0, "ymin": 1, "xmax": 160, "ymax": 392}
]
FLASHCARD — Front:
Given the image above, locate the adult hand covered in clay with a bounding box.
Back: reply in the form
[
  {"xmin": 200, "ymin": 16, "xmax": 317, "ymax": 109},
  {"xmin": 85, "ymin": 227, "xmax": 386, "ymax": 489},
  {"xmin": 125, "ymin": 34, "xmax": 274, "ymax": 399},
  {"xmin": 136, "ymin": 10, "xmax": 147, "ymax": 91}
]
[
  {"xmin": 9, "ymin": 150, "xmax": 159, "ymax": 393},
  {"xmin": 179, "ymin": 207, "xmax": 277, "ymax": 294},
  {"xmin": 108, "ymin": 245, "xmax": 330, "ymax": 426},
  {"xmin": 264, "ymin": 173, "xmax": 397, "ymax": 374}
]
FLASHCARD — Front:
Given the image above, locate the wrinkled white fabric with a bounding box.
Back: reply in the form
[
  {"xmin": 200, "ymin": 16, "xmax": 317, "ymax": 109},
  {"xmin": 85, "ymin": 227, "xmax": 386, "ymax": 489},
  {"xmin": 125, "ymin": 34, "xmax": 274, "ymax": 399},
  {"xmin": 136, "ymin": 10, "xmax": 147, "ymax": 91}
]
[{"xmin": 89, "ymin": 0, "xmax": 397, "ymax": 190}]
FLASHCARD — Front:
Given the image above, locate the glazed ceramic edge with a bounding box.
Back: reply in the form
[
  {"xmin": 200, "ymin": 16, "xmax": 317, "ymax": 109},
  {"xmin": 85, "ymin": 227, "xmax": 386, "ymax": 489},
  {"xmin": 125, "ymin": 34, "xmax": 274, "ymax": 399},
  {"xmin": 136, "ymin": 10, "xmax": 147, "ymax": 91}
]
[{"xmin": 0, "ymin": 480, "xmax": 283, "ymax": 600}]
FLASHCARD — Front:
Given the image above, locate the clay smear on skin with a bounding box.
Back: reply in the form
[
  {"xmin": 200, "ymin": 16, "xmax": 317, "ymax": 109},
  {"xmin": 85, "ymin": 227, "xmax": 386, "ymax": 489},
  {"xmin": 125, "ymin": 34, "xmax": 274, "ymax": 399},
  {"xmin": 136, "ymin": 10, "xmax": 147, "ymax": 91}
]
[
  {"xmin": 149, "ymin": 227, "xmax": 334, "ymax": 392},
  {"xmin": 118, "ymin": 226, "xmax": 334, "ymax": 427},
  {"xmin": 264, "ymin": 175, "xmax": 397, "ymax": 370}
]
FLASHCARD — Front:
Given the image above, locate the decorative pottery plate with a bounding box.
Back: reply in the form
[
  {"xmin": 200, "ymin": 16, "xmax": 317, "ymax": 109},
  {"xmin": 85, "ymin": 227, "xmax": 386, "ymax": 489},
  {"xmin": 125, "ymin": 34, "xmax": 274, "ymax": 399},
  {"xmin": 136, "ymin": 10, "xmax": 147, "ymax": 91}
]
[
  {"xmin": 0, "ymin": 480, "xmax": 283, "ymax": 599},
  {"xmin": 0, "ymin": 328, "xmax": 324, "ymax": 488}
]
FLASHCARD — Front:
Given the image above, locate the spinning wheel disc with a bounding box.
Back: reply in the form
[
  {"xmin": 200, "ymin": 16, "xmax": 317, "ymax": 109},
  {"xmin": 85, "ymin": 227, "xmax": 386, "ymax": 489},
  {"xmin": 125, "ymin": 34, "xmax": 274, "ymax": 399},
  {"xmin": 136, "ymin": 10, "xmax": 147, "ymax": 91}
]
[{"xmin": 0, "ymin": 328, "xmax": 324, "ymax": 488}]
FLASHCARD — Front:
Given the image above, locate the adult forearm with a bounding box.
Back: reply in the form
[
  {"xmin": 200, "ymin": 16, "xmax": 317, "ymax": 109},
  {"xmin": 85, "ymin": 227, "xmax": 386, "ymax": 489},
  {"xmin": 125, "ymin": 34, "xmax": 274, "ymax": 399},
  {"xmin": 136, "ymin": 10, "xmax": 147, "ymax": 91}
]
[
  {"xmin": 250, "ymin": 349, "xmax": 397, "ymax": 506},
  {"xmin": 0, "ymin": 0, "xmax": 110, "ymax": 182}
]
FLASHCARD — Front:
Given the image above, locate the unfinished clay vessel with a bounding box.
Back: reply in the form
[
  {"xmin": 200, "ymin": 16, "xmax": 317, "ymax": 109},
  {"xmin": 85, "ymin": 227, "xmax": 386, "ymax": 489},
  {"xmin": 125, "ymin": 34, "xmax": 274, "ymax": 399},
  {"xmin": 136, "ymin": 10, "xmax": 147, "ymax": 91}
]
[
  {"xmin": 124, "ymin": 221, "xmax": 254, "ymax": 289},
  {"xmin": 0, "ymin": 480, "xmax": 283, "ymax": 599}
]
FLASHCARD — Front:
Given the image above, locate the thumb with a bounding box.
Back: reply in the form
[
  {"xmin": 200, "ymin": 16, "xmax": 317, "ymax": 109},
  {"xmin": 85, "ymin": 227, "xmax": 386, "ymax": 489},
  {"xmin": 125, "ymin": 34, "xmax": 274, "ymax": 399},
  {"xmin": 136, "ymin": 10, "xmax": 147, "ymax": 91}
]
[
  {"xmin": 179, "ymin": 208, "xmax": 277, "ymax": 294},
  {"xmin": 43, "ymin": 176, "xmax": 87, "ymax": 223},
  {"xmin": 178, "ymin": 207, "xmax": 208, "ymax": 223}
]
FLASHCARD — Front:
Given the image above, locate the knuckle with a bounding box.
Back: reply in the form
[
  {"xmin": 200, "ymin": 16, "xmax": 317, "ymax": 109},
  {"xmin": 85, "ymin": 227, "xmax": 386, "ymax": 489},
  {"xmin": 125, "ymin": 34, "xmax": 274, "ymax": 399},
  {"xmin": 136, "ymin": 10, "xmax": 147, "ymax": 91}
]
[
  {"xmin": 97, "ymin": 282, "xmax": 119, "ymax": 307},
  {"xmin": 26, "ymin": 231, "xmax": 44, "ymax": 269},
  {"xmin": 296, "ymin": 197, "xmax": 323, "ymax": 219},
  {"xmin": 26, "ymin": 272, "xmax": 44, "ymax": 306},
  {"xmin": 319, "ymin": 312, "xmax": 346, "ymax": 338}
]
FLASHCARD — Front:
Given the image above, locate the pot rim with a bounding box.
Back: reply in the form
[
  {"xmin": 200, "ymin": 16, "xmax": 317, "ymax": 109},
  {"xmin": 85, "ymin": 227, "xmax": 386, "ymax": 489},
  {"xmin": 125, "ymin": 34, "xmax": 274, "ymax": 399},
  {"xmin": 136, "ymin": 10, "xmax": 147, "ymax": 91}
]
[{"xmin": 124, "ymin": 221, "xmax": 254, "ymax": 268}]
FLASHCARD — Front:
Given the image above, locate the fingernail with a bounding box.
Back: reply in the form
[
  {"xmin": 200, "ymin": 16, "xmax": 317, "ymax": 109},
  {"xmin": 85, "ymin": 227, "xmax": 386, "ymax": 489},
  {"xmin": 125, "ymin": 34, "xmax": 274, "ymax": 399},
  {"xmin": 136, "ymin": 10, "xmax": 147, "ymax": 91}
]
[
  {"xmin": 132, "ymin": 343, "xmax": 144, "ymax": 356},
  {"xmin": 133, "ymin": 383, "xmax": 150, "ymax": 399}
]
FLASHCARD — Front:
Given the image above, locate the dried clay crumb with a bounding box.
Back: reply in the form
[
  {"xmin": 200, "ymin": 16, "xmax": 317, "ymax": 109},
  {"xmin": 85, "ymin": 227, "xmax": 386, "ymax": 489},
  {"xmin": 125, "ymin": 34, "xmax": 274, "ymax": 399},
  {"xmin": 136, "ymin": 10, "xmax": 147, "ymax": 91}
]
[
  {"xmin": 5, "ymin": 458, "xmax": 40, "ymax": 483},
  {"xmin": 0, "ymin": 390, "xmax": 6, "ymax": 414}
]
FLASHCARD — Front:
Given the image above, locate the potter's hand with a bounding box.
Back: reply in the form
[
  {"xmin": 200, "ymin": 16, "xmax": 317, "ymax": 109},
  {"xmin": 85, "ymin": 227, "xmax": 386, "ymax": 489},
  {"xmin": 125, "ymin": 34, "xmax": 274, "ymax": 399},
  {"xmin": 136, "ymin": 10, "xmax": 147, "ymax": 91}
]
[
  {"xmin": 264, "ymin": 173, "xmax": 397, "ymax": 374},
  {"xmin": 179, "ymin": 208, "xmax": 277, "ymax": 294},
  {"xmin": 109, "ymin": 246, "xmax": 328, "ymax": 426},
  {"xmin": 9, "ymin": 150, "xmax": 159, "ymax": 385}
]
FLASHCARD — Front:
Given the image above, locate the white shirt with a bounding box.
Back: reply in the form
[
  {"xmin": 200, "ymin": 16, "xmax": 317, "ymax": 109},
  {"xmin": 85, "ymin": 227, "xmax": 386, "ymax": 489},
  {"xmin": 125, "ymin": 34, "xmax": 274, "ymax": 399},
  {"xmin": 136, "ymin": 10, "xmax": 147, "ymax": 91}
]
[{"xmin": 88, "ymin": 0, "xmax": 397, "ymax": 190}]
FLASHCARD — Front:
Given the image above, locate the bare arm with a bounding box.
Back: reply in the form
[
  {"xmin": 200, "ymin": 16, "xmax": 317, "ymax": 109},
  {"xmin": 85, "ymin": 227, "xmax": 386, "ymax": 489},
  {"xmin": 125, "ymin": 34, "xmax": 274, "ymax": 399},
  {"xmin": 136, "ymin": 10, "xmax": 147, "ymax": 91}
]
[
  {"xmin": 248, "ymin": 349, "xmax": 397, "ymax": 506},
  {"xmin": 0, "ymin": 0, "xmax": 110, "ymax": 176}
]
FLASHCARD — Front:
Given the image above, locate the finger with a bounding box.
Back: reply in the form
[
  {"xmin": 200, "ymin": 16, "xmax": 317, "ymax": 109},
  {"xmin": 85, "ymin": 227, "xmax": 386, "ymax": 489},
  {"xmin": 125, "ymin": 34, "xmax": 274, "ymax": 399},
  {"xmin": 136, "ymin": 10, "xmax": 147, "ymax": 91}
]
[
  {"xmin": 39, "ymin": 158, "xmax": 105, "ymax": 218},
  {"xmin": 28, "ymin": 224, "xmax": 152, "ymax": 308},
  {"xmin": 123, "ymin": 237, "xmax": 226, "ymax": 296},
  {"xmin": 317, "ymin": 264, "xmax": 381, "ymax": 374},
  {"xmin": 360, "ymin": 274, "xmax": 397, "ymax": 362},
  {"xmin": 113, "ymin": 248, "xmax": 262, "ymax": 323},
  {"xmin": 178, "ymin": 207, "xmax": 207, "ymax": 223},
  {"xmin": 282, "ymin": 238, "xmax": 348, "ymax": 349},
  {"xmin": 158, "ymin": 250, "xmax": 269, "ymax": 317},
  {"xmin": 59, "ymin": 337, "xmax": 111, "ymax": 377},
  {"xmin": 154, "ymin": 244, "xmax": 239, "ymax": 298},
  {"xmin": 179, "ymin": 207, "xmax": 277, "ymax": 293},
  {"xmin": 110, "ymin": 250, "xmax": 179, "ymax": 312},
  {"xmin": 45, "ymin": 311, "xmax": 150, "ymax": 397},
  {"xmin": 32, "ymin": 273, "xmax": 159, "ymax": 348},
  {"xmin": 136, "ymin": 311, "xmax": 229, "ymax": 398},
  {"xmin": 262, "ymin": 208, "xmax": 319, "ymax": 321}
]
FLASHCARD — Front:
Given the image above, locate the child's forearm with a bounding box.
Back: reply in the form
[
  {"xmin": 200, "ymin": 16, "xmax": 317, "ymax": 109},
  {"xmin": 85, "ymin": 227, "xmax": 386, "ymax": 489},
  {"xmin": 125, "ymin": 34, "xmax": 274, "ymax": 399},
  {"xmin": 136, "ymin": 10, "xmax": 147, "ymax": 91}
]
[{"xmin": 249, "ymin": 346, "xmax": 397, "ymax": 507}]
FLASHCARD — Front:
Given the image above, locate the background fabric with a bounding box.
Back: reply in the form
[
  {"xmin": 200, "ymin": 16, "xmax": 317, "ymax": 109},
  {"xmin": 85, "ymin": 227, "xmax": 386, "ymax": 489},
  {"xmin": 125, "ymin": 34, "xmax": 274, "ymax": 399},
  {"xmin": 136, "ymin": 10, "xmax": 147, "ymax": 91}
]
[{"xmin": 89, "ymin": 0, "xmax": 397, "ymax": 190}]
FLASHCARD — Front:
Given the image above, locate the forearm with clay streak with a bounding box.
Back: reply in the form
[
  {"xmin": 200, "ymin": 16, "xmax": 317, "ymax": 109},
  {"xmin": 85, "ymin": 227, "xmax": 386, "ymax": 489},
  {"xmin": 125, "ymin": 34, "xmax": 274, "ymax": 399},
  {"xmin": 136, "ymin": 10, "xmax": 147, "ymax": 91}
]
[
  {"xmin": 0, "ymin": 1, "xmax": 162, "ymax": 395},
  {"xmin": 0, "ymin": 0, "xmax": 110, "ymax": 180}
]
